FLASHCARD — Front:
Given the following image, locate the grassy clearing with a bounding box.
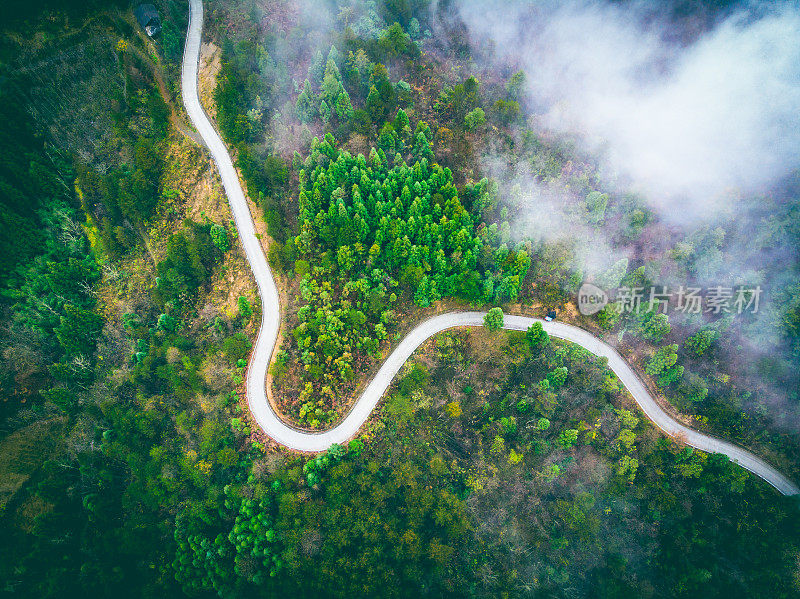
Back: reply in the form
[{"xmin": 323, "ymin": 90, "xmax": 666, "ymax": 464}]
[{"xmin": 0, "ymin": 418, "xmax": 65, "ymax": 514}]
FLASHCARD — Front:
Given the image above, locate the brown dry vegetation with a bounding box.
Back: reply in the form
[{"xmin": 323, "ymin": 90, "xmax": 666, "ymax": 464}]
[{"xmin": 0, "ymin": 418, "xmax": 65, "ymax": 514}]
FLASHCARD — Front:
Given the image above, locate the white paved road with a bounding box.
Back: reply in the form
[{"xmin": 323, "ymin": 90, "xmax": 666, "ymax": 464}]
[{"xmin": 181, "ymin": 0, "xmax": 798, "ymax": 495}]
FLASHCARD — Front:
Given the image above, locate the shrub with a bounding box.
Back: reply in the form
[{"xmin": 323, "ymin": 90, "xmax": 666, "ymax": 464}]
[
  {"xmin": 685, "ymin": 327, "xmax": 719, "ymax": 356},
  {"xmin": 210, "ymin": 224, "xmax": 229, "ymax": 253},
  {"xmin": 237, "ymin": 296, "xmax": 252, "ymax": 319},
  {"xmin": 446, "ymin": 401, "xmax": 462, "ymax": 418},
  {"xmin": 464, "ymin": 107, "xmax": 486, "ymax": 130},
  {"xmin": 223, "ymin": 332, "xmax": 252, "ymax": 362},
  {"xmin": 559, "ymin": 428, "xmax": 579, "ymax": 448},
  {"xmin": 484, "ymin": 307, "xmax": 504, "ymax": 331}
]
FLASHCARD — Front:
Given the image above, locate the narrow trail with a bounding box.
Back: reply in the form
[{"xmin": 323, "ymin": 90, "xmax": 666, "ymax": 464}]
[{"xmin": 180, "ymin": 0, "xmax": 799, "ymax": 496}]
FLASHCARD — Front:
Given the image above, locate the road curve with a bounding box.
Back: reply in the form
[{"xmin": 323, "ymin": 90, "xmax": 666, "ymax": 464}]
[{"xmin": 180, "ymin": 0, "xmax": 799, "ymax": 495}]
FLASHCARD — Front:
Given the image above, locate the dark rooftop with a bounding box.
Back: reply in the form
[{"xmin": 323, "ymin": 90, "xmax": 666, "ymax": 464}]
[{"xmin": 134, "ymin": 4, "xmax": 161, "ymax": 35}]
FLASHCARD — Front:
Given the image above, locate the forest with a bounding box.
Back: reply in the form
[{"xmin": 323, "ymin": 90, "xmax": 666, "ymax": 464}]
[
  {"xmin": 1, "ymin": 0, "xmax": 799, "ymax": 598},
  {"xmin": 274, "ymin": 133, "xmax": 529, "ymax": 425}
]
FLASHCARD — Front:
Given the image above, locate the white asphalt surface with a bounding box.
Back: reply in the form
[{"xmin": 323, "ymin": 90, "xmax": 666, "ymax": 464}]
[{"xmin": 181, "ymin": 0, "xmax": 798, "ymax": 495}]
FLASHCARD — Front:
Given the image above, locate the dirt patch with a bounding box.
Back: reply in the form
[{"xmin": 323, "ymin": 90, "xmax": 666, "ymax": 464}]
[
  {"xmin": 465, "ymin": 327, "xmax": 511, "ymax": 364},
  {"xmin": 207, "ymin": 252, "xmax": 258, "ymax": 317},
  {"xmin": 199, "ymin": 41, "xmax": 221, "ymax": 119}
]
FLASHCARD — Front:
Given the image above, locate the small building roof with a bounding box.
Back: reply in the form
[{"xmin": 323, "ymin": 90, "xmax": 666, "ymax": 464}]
[{"xmin": 134, "ymin": 4, "xmax": 160, "ymax": 28}]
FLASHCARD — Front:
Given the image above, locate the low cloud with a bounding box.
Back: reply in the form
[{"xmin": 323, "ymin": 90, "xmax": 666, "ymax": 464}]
[{"xmin": 456, "ymin": 0, "xmax": 800, "ymax": 223}]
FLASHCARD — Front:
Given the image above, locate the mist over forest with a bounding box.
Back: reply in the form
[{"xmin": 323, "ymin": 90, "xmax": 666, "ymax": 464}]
[
  {"xmin": 424, "ymin": 0, "xmax": 800, "ymax": 425},
  {"xmin": 454, "ymin": 1, "xmax": 800, "ymax": 215}
]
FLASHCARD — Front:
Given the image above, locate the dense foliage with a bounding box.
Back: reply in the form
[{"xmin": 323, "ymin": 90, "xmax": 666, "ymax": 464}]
[
  {"xmin": 0, "ymin": 7, "xmax": 242, "ymax": 597},
  {"xmin": 0, "ymin": 95, "xmax": 101, "ymax": 421},
  {"xmin": 282, "ymin": 132, "xmax": 528, "ymax": 425},
  {"xmin": 161, "ymin": 326, "xmax": 800, "ymax": 599}
]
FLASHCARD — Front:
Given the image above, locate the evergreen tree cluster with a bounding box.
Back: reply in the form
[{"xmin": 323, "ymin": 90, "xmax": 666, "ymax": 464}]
[{"xmin": 284, "ymin": 131, "xmax": 530, "ymax": 425}]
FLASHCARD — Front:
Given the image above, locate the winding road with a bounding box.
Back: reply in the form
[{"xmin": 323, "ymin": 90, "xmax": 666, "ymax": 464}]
[{"xmin": 180, "ymin": 0, "xmax": 799, "ymax": 496}]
